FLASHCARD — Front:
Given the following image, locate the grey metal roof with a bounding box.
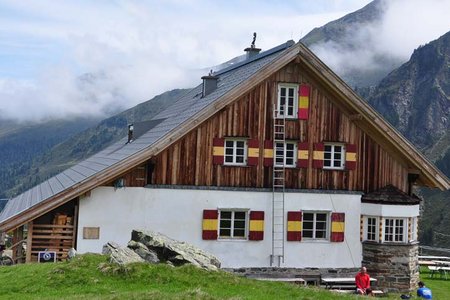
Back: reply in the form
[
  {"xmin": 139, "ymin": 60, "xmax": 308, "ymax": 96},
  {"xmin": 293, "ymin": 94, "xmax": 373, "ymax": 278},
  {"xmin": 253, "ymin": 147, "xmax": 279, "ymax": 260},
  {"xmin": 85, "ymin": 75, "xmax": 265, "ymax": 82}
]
[{"xmin": 0, "ymin": 40, "xmax": 295, "ymax": 224}]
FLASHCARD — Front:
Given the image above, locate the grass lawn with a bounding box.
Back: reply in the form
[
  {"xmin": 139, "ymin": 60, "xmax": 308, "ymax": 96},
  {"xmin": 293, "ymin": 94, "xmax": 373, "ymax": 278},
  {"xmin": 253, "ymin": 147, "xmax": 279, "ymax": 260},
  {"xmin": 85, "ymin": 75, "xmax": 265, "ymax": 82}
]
[
  {"xmin": 0, "ymin": 254, "xmax": 448, "ymax": 299},
  {"xmin": 0, "ymin": 254, "xmax": 359, "ymax": 300},
  {"xmin": 419, "ymin": 266, "xmax": 450, "ymax": 299}
]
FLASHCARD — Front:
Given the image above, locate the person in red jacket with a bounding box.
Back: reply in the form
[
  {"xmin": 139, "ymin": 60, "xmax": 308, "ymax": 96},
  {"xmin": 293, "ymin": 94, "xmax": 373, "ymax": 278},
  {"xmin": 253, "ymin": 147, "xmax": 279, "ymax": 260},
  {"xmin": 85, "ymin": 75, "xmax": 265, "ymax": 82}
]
[{"xmin": 355, "ymin": 266, "xmax": 373, "ymax": 295}]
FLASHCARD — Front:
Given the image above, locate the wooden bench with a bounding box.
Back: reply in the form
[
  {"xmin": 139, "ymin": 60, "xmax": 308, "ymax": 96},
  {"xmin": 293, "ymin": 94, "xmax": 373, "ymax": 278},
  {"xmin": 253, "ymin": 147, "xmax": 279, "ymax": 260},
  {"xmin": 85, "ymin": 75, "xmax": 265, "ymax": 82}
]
[
  {"xmin": 322, "ymin": 277, "xmax": 383, "ymax": 296},
  {"xmin": 253, "ymin": 277, "xmax": 306, "ymax": 285}
]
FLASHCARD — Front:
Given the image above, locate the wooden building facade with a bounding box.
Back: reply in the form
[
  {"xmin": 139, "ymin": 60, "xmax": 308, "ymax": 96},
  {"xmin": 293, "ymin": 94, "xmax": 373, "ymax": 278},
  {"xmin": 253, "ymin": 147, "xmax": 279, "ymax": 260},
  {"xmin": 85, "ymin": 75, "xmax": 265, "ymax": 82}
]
[{"xmin": 1, "ymin": 40, "xmax": 449, "ymax": 292}]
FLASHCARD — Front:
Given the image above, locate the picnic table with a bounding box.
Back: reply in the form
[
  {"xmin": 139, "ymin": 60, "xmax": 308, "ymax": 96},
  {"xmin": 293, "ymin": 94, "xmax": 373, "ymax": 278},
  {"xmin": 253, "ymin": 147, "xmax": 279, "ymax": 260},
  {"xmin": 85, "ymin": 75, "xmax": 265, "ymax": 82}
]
[{"xmin": 429, "ymin": 260, "xmax": 450, "ymax": 279}]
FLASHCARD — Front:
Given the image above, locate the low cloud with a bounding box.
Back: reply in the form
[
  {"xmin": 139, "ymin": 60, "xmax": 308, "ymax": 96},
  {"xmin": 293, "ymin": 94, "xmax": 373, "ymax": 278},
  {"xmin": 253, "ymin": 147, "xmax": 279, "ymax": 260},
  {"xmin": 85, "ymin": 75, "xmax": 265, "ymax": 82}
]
[
  {"xmin": 310, "ymin": 0, "xmax": 450, "ymax": 86},
  {"xmin": 0, "ymin": 0, "xmax": 379, "ymax": 122}
]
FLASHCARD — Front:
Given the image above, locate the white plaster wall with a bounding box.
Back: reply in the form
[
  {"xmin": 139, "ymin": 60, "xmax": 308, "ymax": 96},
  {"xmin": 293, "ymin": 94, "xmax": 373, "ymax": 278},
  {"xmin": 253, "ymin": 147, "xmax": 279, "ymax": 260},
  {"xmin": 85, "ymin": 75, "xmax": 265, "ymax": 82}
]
[
  {"xmin": 361, "ymin": 203, "xmax": 419, "ymax": 217},
  {"xmin": 78, "ymin": 187, "xmax": 362, "ymax": 268}
]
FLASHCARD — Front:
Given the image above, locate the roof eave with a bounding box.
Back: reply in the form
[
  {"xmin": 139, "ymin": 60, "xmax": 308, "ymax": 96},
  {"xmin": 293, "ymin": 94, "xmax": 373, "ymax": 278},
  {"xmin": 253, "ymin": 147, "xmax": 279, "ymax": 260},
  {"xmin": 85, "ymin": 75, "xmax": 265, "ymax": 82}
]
[{"xmin": 296, "ymin": 43, "xmax": 450, "ymax": 191}]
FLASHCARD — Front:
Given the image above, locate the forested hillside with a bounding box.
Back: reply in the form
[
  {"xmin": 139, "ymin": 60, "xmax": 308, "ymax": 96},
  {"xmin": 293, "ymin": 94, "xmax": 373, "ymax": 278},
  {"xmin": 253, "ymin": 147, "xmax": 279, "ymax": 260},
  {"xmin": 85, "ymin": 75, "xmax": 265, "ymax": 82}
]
[
  {"xmin": 0, "ymin": 118, "xmax": 100, "ymax": 198},
  {"xmin": 0, "ymin": 89, "xmax": 187, "ymax": 199}
]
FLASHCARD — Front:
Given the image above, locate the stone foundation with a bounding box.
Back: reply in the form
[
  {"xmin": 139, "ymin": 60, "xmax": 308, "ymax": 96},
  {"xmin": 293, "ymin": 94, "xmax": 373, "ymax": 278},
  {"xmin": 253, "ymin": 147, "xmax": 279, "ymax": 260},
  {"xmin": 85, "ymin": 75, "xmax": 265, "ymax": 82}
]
[{"xmin": 362, "ymin": 242, "xmax": 419, "ymax": 293}]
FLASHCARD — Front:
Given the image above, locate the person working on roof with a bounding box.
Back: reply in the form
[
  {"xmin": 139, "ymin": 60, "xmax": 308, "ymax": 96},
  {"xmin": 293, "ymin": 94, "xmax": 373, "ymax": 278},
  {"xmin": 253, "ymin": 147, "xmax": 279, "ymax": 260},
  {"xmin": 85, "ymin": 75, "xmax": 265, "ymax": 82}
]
[
  {"xmin": 355, "ymin": 266, "xmax": 373, "ymax": 296},
  {"xmin": 417, "ymin": 281, "xmax": 432, "ymax": 299}
]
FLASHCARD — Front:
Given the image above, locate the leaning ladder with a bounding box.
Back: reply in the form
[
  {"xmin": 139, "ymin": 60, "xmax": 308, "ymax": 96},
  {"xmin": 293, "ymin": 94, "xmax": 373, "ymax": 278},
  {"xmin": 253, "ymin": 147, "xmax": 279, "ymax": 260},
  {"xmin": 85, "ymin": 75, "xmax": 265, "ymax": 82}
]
[{"xmin": 271, "ymin": 104, "xmax": 285, "ymax": 267}]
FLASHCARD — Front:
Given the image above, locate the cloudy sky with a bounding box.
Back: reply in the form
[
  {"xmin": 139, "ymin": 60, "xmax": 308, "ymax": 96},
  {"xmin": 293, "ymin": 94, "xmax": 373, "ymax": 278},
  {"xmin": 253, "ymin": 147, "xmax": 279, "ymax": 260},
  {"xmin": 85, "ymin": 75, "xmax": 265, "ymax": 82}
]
[{"xmin": 0, "ymin": 0, "xmax": 449, "ymax": 122}]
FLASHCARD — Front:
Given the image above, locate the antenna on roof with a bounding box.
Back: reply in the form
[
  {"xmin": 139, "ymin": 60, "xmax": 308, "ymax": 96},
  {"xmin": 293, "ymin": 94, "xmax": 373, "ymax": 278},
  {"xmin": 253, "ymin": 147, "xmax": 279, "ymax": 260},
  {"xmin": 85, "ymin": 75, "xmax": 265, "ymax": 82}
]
[
  {"xmin": 245, "ymin": 33, "xmax": 261, "ymax": 59},
  {"xmin": 251, "ymin": 32, "xmax": 257, "ymax": 48}
]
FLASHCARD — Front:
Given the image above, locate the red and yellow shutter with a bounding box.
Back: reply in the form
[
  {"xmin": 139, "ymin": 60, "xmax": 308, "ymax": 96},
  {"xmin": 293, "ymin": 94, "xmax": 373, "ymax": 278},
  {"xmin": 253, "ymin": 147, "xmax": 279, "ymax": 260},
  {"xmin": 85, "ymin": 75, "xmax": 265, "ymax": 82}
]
[
  {"xmin": 202, "ymin": 210, "xmax": 218, "ymax": 240},
  {"xmin": 312, "ymin": 143, "xmax": 324, "ymax": 168},
  {"xmin": 298, "ymin": 84, "xmax": 310, "ymax": 120},
  {"xmin": 345, "ymin": 144, "xmax": 357, "ymax": 170},
  {"xmin": 297, "ymin": 142, "xmax": 309, "ymax": 168},
  {"xmin": 330, "ymin": 212, "xmax": 345, "ymax": 242},
  {"xmin": 287, "ymin": 211, "xmax": 302, "ymax": 241},
  {"xmin": 263, "ymin": 140, "xmax": 273, "ymax": 167},
  {"xmin": 247, "ymin": 139, "xmax": 259, "ymax": 166},
  {"xmin": 249, "ymin": 211, "xmax": 264, "ymax": 241},
  {"xmin": 212, "ymin": 138, "xmax": 224, "ymax": 165}
]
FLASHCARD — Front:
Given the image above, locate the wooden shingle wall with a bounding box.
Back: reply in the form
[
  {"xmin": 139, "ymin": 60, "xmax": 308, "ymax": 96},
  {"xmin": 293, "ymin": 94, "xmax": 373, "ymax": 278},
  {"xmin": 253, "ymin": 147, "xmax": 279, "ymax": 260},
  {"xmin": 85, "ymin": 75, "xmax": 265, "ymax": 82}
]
[{"xmin": 126, "ymin": 62, "xmax": 409, "ymax": 193}]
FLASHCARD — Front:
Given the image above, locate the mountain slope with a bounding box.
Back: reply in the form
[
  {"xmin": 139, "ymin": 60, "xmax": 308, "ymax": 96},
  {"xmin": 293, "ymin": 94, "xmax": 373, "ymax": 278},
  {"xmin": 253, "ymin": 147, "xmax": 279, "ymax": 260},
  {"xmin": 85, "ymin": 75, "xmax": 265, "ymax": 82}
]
[
  {"xmin": 365, "ymin": 31, "xmax": 450, "ymax": 249},
  {"xmin": 368, "ymin": 31, "xmax": 450, "ymax": 158},
  {"xmin": 1, "ymin": 88, "xmax": 187, "ymax": 198},
  {"xmin": 300, "ymin": 0, "xmax": 402, "ymax": 88},
  {"xmin": 0, "ymin": 118, "xmax": 101, "ymax": 198}
]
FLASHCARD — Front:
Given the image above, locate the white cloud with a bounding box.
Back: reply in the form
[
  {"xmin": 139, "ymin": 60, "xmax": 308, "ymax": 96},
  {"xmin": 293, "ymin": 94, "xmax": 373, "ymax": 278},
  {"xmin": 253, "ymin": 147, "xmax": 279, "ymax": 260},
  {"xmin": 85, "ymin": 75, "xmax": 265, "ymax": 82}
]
[
  {"xmin": 0, "ymin": 0, "xmax": 387, "ymax": 122},
  {"xmin": 310, "ymin": 0, "xmax": 450, "ymax": 86}
]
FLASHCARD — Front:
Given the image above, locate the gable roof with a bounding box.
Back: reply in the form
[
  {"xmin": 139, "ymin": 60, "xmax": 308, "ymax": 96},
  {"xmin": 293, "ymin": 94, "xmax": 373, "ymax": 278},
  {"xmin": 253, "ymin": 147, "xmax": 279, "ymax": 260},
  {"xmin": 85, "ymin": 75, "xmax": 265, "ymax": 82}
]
[
  {"xmin": 0, "ymin": 40, "xmax": 449, "ymax": 232},
  {"xmin": 0, "ymin": 40, "xmax": 296, "ymax": 231}
]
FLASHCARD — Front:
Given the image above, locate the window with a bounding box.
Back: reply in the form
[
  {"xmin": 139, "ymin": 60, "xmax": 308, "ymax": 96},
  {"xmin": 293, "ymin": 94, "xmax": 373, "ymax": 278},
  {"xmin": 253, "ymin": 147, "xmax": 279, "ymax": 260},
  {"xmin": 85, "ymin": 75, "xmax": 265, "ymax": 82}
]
[
  {"xmin": 303, "ymin": 212, "xmax": 328, "ymax": 239},
  {"xmin": 384, "ymin": 218, "xmax": 405, "ymax": 242},
  {"xmin": 324, "ymin": 144, "xmax": 345, "ymax": 170},
  {"xmin": 277, "ymin": 84, "xmax": 298, "ymax": 118},
  {"xmin": 219, "ymin": 210, "xmax": 247, "ymax": 239},
  {"xmin": 274, "ymin": 142, "xmax": 297, "ymax": 167},
  {"xmin": 366, "ymin": 217, "xmax": 378, "ymax": 241},
  {"xmin": 224, "ymin": 139, "xmax": 247, "ymax": 166}
]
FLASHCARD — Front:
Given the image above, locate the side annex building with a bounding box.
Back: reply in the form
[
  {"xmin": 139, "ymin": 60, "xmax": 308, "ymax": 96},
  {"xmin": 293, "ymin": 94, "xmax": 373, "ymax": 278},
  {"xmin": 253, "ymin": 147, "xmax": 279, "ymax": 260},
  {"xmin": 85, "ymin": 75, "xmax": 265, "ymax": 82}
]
[{"xmin": 1, "ymin": 40, "xmax": 449, "ymax": 292}]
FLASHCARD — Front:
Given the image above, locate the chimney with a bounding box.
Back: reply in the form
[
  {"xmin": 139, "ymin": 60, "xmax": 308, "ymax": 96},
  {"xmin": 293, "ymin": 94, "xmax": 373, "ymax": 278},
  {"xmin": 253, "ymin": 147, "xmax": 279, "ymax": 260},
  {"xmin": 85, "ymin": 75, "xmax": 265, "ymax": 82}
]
[
  {"xmin": 201, "ymin": 70, "xmax": 218, "ymax": 97},
  {"xmin": 127, "ymin": 124, "xmax": 134, "ymax": 143},
  {"xmin": 244, "ymin": 32, "xmax": 261, "ymax": 59}
]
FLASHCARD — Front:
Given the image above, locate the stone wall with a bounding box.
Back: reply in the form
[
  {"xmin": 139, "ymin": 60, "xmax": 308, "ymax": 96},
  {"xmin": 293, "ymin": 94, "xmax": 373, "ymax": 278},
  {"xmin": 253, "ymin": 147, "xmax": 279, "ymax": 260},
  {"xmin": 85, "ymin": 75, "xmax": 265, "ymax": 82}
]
[{"xmin": 362, "ymin": 242, "xmax": 419, "ymax": 292}]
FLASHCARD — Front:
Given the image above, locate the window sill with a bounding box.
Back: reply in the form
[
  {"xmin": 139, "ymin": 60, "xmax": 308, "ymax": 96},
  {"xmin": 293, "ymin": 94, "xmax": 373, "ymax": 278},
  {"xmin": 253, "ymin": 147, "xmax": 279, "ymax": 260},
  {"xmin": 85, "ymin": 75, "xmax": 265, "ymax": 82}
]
[
  {"xmin": 323, "ymin": 167, "xmax": 345, "ymax": 171},
  {"xmin": 217, "ymin": 238, "xmax": 248, "ymax": 242},
  {"xmin": 274, "ymin": 165, "xmax": 297, "ymax": 169},
  {"xmin": 300, "ymin": 239, "xmax": 330, "ymax": 243},
  {"xmin": 222, "ymin": 164, "xmax": 252, "ymax": 168},
  {"xmin": 275, "ymin": 117, "xmax": 299, "ymax": 120}
]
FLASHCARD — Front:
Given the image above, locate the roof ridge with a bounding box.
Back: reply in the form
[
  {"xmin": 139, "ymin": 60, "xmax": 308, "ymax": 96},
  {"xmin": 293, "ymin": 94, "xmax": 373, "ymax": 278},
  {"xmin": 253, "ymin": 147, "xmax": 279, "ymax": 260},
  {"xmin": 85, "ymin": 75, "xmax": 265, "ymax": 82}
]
[{"xmin": 214, "ymin": 40, "xmax": 295, "ymax": 76}]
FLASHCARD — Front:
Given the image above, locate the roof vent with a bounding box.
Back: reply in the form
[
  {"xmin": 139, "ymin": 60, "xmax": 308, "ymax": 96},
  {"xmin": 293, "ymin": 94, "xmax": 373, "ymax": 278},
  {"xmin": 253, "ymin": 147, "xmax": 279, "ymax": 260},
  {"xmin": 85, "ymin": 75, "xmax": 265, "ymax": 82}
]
[
  {"xmin": 244, "ymin": 32, "xmax": 261, "ymax": 59},
  {"xmin": 127, "ymin": 124, "xmax": 134, "ymax": 143},
  {"xmin": 201, "ymin": 70, "xmax": 218, "ymax": 97}
]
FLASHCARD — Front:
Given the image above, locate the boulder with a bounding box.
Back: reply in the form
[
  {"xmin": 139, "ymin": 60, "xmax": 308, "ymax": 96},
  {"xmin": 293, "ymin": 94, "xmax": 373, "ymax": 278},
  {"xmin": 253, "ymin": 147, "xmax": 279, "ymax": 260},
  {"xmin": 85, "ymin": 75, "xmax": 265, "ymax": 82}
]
[
  {"xmin": 131, "ymin": 229, "xmax": 221, "ymax": 271},
  {"xmin": 102, "ymin": 241, "xmax": 145, "ymax": 265},
  {"xmin": 127, "ymin": 240, "xmax": 159, "ymax": 263}
]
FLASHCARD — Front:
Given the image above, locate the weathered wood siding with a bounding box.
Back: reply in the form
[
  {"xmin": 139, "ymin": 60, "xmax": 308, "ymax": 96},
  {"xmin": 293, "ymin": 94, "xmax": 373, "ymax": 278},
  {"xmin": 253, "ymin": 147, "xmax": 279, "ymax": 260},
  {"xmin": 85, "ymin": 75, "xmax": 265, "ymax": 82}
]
[{"xmin": 126, "ymin": 62, "xmax": 409, "ymax": 193}]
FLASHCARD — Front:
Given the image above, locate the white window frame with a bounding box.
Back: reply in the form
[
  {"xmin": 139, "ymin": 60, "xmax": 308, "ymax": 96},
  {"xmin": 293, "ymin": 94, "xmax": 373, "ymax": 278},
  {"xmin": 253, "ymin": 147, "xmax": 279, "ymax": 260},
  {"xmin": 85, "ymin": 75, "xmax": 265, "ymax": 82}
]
[
  {"xmin": 277, "ymin": 83, "xmax": 298, "ymax": 119},
  {"xmin": 302, "ymin": 211, "xmax": 329, "ymax": 240},
  {"xmin": 363, "ymin": 216, "xmax": 379, "ymax": 242},
  {"xmin": 323, "ymin": 143, "xmax": 345, "ymax": 170},
  {"xmin": 274, "ymin": 141, "xmax": 297, "ymax": 168},
  {"xmin": 383, "ymin": 217, "xmax": 407, "ymax": 243},
  {"xmin": 410, "ymin": 217, "xmax": 418, "ymax": 242},
  {"xmin": 224, "ymin": 139, "xmax": 247, "ymax": 166},
  {"xmin": 218, "ymin": 210, "xmax": 248, "ymax": 239}
]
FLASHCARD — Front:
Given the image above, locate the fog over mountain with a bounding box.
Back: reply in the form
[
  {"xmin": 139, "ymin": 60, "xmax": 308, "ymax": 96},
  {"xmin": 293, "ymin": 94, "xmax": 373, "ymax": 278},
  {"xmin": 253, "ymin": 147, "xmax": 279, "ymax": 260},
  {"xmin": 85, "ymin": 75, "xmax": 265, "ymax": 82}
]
[
  {"xmin": 303, "ymin": 0, "xmax": 450, "ymax": 87},
  {"xmin": 1, "ymin": 0, "xmax": 365, "ymax": 123}
]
